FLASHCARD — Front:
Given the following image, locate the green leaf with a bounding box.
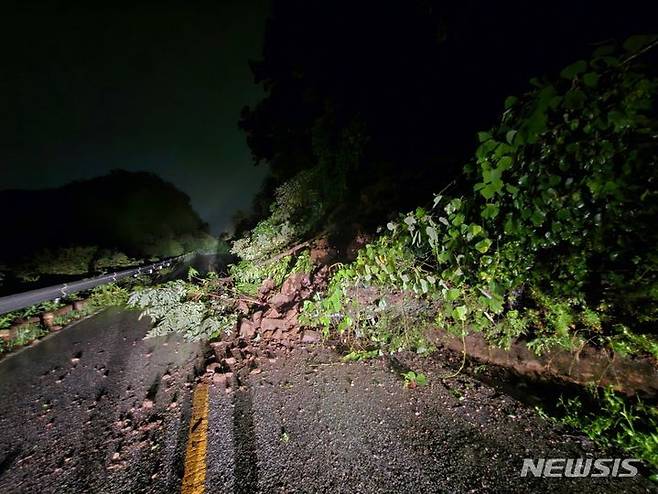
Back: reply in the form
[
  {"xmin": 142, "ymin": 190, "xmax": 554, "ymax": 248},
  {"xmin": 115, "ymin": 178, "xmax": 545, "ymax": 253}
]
[
  {"xmin": 445, "ymin": 198, "xmax": 462, "ymax": 215},
  {"xmin": 468, "ymin": 224, "xmax": 482, "ymax": 237},
  {"xmin": 623, "ymin": 34, "xmax": 658, "ymax": 53},
  {"xmin": 451, "ymin": 213, "xmax": 465, "ymax": 227},
  {"xmin": 475, "ymin": 238, "xmax": 492, "ymax": 253},
  {"xmin": 415, "ymin": 373, "xmax": 428, "ymax": 386},
  {"xmin": 505, "ymin": 184, "xmax": 519, "ymax": 196},
  {"xmin": 477, "ymin": 131, "xmax": 492, "ymax": 143},
  {"xmin": 447, "ymin": 288, "xmax": 461, "ymax": 301},
  {"xmin": 453, "ymin": 305, "xmax": 468, "ymax": 321},
  {"xmin": 504, "ymin": 96, "xmax": 518, "ymax": 110},
  {"xmin": 425, "ymin": 226, "xmax": 438, "ymax": 245},
  {"xmin": 560, "ymin": 60, "xmax": 587, "ymax": 79},
  {"xmin": 530, "ymin": 209, "xmax": 545, "ymax": 226},
  {"xmin": 505, "ymin": 130, "xmax": 517, "ymax": 145},
  {"xmin": 592, "ymin": 43, "xmax": 616, "ymax": 58},
  {"xmin": 481, "ymin": 204, "xmax": 499, "ymax": 219},
  {"xmin": 583, "ymin": 72, "xmax": 599, "ymax": 88},
  {"xmin": 498, "ymin": 156, "xmax": 513, "ymax": 171}
]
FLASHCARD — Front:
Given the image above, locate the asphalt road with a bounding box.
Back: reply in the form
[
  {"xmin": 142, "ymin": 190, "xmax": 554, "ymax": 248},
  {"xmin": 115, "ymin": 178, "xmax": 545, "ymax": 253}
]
[
  {"xmin": 0, "ymin": 311, "xmax": 655, "ymax": 493},
  {"xmin": 0, "ymin": 308, "xmax": 205, "ymax": 494},
  {"xmin": 0, "ymin": 259, "xmax": 177, "ymax": 315},
  {"xmin": 206, "ymin": 346, "xmax": 656, "ymax": 494}
]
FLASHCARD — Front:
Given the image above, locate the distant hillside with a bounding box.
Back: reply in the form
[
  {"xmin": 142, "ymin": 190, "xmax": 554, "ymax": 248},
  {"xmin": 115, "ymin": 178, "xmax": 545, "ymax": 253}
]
[{"xmin": 0, "ymin": 170, "xmax": 214, "ymax": 264}]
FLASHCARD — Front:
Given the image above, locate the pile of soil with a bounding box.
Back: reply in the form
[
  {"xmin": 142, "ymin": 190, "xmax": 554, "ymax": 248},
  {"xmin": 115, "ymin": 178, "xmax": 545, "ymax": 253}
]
[{"xmin": 203, "ymin": 265, "xmax": 331, "ymax": 393}]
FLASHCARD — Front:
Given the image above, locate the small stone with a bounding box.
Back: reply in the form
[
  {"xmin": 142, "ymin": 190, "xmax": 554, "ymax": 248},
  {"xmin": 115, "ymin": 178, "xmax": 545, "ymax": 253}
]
[
  {"xmin": 70, "ymin": 358, "xmax": 80, "ymax": 365},
  {"xmin": 250, "ymin": 368, "xmax": 262, "ymax": 375},
  {"xmin": 252, "ymin": 310, "xmax": 263, "ymax": 328},
  {"xmin": 261, "ymin": 318, "xmax": 285, "ymax": 333},
  {"xmin": 212, "ymin": 373, "xmax": 227, "ymax": 386},
  {"xmin": 238, "ymin": 319, "xmax": 255, "ymax": 339},
  {"xmin": 210, "ymin": 341, "xmax": 229, "ymax": 359},
  {"xmin": 230, "ymin": 347, "xmax": 244, "ymax": 361},
  {"xmin": 206, "ymin": 363, "xmax": 221, "ymax": 373},
  {"xmin": 223, "ymin": 357, "xmax": 237, "ymax": 367},
  {"xmin": 301, "ymin": 330, "xmax": 321, "ymax": 344},
  {"xmin": 142, "ymin": 399, "xmax": 154, "ymax": 410},
  {"xmin": 112, "ymin": 452, "xmax": 120, "ymax": 462}
]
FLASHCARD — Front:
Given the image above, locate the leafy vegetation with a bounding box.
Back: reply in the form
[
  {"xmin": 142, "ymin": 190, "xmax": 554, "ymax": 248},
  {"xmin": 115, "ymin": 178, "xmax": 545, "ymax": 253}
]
[
  {"xmin": 229, "ymin": 168, "xmax": 326, "ymax": 289},
  {"xmin": 403, "ymin": 371, "xmax": 428, "ymax": 388},
  {"xmin": 302, "ymin": 37, "xmax": 658, "ymax": 359},
  {"xmin": 128, "ymin": 272, "xmax": 238, "ymax": 341},
  {"xmin": 540, "ymin": 386, "xmax": 658, "ymax": 475}
]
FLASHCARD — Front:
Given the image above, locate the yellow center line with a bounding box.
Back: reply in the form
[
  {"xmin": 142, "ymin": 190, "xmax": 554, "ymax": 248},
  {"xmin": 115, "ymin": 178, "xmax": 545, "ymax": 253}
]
[{"xmin": 181, "ymin": 383, "xmax": 209, "ymax": 494}]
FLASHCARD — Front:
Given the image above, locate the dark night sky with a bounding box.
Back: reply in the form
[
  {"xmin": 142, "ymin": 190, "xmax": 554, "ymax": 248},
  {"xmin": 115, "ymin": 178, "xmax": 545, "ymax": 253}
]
[{"xmin": 1, "ymin": 1, "xmax": 270, "ymax": 234}]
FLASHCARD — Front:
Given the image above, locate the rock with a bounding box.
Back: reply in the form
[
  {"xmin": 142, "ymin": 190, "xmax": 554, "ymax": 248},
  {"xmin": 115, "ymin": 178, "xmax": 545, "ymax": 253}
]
[
  {"xmin": 142, "ymin": 399, "xmax": 154, "ymax": 410},
  {"xmin": 72, "ymin": 300, "xmax": 88, "ymax": 311},
  {"xmin": 210, "ymin": 341, "xmax": 229, "ymax": 360},
  {"xmin": 230, "ymin": 347, "xmax": 244, "ymax": 362},
  {"xmin": 112, "ymin": 452, "xmax": 120, "ymax": 462},
  {"xmin": 206, "ymin": 362, "xmax": 221, "ymax": 373},
  {"xmin": 261, "ymin": 317, "xmax": 285, "ymax": 332},
  {"xmin": 41, "ymin": 312, "xmax": 55, "ymax": 328},
  {"xmin": 283, "ymin": 309, "xmax": 299, "ymax": 327},
  {"xmin": 301, "ymin": 330, "xmax": 321, "ymax": 344},
  {"xmin": 252, "ymin": 310, "xmax": 263, "ymax": 328},
  {"xmin": 259, "ymin": 278, "xmax": 275, "ymax": 297},
  {"xmin": 263, "ymin": 307, "xmax": 282, "ymax": 319},
  {"xmin": 212, "ymin": 373, "xmax": 229, "ymax": 386},
  {"xmin": 237, "ymin": 299, "xmax": 249, "ymax": 314},
  {"xmin": 270, "ymin": 293, "xmax": 295, "ymax": 308},
  {"xmin": 238, "ymin": 319, "xmax": 256, "ymax": 339},
  {"xmin": 54, "ymin": 305, "xmax": 73, "ymax": 317},
  {"xmin": 223, "ymin": 357, "xmax": 237, "ymax": 368},
  {"xmin": 250, "ymin": 368, "xmax": 262, "ymax": 375},
  {"xmin": 281, "ymin": 272, "xmax": 309, "ymax": 296},
  {"xmin": 0, "ymin": 329, "xmax": 15, "ymax": 341}
]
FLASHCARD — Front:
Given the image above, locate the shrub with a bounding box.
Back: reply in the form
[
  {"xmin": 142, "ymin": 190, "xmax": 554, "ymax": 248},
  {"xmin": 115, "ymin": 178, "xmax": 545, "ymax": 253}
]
[{"xmin": 303, "ymin": 37, "xmax": 658, "ymax": 357}]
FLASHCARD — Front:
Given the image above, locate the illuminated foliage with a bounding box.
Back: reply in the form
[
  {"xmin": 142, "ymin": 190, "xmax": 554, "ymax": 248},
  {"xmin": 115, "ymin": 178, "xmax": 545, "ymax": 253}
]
[{"xmin": 303, "ymin": 37, "xmax": 658, "ymax": 357}]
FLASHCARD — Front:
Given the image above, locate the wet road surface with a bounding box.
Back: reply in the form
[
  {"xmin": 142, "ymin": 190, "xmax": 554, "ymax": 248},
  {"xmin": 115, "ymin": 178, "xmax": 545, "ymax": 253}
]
[
  {"xmin": 0, "ymin": 313, "xmax": 655, "ymax": 493},
  {"xmin": 205, "ymin": 346, "xmax": 656, "ymax": 494},
  {"xmin": 0, "ymin": 308, "xmax": 204, "ymax": 494}
]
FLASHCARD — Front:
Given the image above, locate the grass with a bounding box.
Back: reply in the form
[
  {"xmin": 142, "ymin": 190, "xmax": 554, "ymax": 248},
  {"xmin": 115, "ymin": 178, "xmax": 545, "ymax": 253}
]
[
  {"xmin": 0, "ymin": 282, "xmax": 134, "ymax": 358},
  {"xmin": 538, "ymin": 386, "xmax": 658, "ymax": 479}
]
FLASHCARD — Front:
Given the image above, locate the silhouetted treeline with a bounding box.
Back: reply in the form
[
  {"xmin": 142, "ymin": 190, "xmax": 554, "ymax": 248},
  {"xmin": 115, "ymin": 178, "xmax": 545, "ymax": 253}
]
[{"xmin": 0, "ymin": 170, "xmax": 211, "ymax": 264}]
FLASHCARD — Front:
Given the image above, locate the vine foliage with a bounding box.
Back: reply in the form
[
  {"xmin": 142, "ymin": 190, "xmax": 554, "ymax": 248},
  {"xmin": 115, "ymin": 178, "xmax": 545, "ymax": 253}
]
[{"xmin": 303, "ymin": 36, "xmax": 658, "ymax": 357}]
